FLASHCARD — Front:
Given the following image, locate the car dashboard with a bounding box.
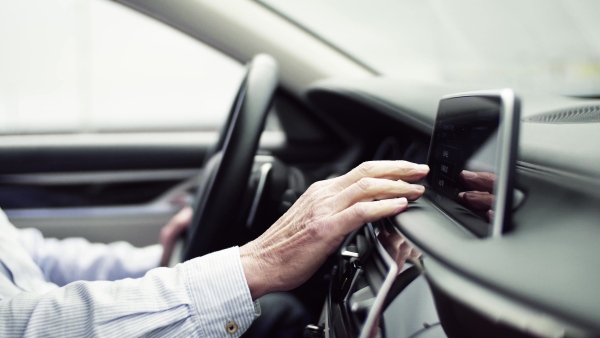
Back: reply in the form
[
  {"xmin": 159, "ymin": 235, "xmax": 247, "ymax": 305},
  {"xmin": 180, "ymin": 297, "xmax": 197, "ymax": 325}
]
[{"xmin": 304, "ymin": 78, "xmax": 600, "ymax": 337}]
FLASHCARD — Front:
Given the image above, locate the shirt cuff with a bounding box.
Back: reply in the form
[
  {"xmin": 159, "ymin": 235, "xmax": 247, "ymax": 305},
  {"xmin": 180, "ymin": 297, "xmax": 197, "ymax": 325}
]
[{"xmin": 182, "ymin": 247, "xmax": 256, "ymax": 337}]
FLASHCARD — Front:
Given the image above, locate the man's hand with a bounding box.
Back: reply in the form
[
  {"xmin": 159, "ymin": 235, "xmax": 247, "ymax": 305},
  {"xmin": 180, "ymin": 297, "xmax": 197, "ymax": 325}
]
[
  {"xmin": 239, "ymin": 161, "xmax": 429, "ymax": 300},
  {"xmin": 159, "ymin": 206, "xmax": 193, "ymax": 266}
]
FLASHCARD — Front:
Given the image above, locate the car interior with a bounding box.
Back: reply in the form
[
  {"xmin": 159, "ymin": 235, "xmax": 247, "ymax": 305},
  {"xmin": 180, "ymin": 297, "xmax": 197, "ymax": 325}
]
[{"xmin": 2, "ymin": 0, "xmax": 600, "ymax": 337}]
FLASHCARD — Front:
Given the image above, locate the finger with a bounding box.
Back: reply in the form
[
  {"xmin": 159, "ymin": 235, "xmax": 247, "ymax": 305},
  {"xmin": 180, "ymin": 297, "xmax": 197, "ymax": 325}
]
[
  {"xmin": 330, "ymin": 161, "xmax": 429, "ymax": 192},
  {"xmin": 161, "ymin": 207, "xmax": 193, "ymax": 242},
  {"xmin": 459, "ymin": 191, "xmax": 494, "ymax": 211},
  {"xmin": 460, "ymin": 170, "xmax": 496, "ymax": 193},
  {"xmin": 173, "ymin": 206, "xmax": 193, "ymax": 226},
  {"xmin": 332, "ymin": 177, "xmax": 424, "ymax": 212},
  {"xmin": 409, "ymin": 248, "xmax": 421, "ymax": 260},
  {"xmin": 329, "ymin": 198, "xmax": 408, "ymax": 235}
]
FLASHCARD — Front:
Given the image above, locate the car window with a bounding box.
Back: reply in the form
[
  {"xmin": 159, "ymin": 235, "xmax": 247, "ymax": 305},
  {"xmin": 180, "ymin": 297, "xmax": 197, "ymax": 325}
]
[
  {"xmin": 258, "ymin": 0, "xmax": 600, "ymax": 96},
  {"xmin": 0, "ymin": 0, "xmax": 244, "ymax": 135}
]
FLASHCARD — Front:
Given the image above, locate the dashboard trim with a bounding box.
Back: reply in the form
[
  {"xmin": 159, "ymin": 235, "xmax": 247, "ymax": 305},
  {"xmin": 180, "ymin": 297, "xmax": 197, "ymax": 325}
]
[
  {"xmin": 358, "ymin": 222, "xmax": 399, "ymax": 338},
  {"xmin": 424, "ymin": 258, "xmax": 588, "ymax": 337}
]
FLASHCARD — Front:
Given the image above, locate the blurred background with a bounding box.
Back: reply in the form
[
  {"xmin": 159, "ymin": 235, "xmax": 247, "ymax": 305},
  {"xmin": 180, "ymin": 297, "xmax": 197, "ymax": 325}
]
[
  {"xmin": 1, "ymin": 0, "xmax": 599, "ymax": 137},
  {"xmin": 0, "ymin": 0, "xmax": 243, "ymax": 135}
]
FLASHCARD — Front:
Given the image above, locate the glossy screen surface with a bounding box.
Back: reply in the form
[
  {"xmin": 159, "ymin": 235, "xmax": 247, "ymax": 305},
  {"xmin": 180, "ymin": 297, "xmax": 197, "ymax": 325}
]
[{"xmin": 426, "ymin": 96, "xmax": 501, "ymax": 237}]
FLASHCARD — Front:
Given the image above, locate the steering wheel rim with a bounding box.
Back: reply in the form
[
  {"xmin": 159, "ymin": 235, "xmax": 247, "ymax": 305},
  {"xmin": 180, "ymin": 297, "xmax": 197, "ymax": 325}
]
[{"xmin": 182, "ymin": 54, "xmax": 279, "ymax": 261}]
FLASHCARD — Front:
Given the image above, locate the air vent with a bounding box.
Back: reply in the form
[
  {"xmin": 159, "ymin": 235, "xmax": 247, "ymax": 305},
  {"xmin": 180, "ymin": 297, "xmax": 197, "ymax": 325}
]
[{"xmin": 524, "ymin": 105, "xmax": 600, "ymax": 124}]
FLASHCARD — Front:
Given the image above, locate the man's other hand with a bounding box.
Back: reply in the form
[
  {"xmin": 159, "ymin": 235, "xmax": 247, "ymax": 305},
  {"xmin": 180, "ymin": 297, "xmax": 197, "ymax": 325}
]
[{"xmin": 160, "ymin": 206, "xmax": 193, "ymax": 266}]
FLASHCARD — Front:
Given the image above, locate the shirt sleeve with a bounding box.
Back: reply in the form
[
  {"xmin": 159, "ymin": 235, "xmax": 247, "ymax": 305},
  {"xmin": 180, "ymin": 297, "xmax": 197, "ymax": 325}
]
[
  {"xmin": 16, "ymin": 227, "xmax": 162, "ymax": 286},
  {"xmin": 0, "ymin": 247, "xmax": 257, "ymax": 337}
]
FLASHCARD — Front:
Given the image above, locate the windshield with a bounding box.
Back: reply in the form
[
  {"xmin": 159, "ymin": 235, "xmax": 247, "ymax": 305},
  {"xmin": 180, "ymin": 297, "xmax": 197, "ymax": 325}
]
[{"xmin": 259, "ymin": 0, "xmax": 600, "ymax": 96}]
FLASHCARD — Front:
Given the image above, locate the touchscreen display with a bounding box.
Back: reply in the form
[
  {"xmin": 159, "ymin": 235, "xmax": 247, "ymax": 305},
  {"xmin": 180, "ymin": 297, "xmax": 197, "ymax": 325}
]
[{"xmin": 426, "ymin": 96, "xmax": 503, "ymax": 237}]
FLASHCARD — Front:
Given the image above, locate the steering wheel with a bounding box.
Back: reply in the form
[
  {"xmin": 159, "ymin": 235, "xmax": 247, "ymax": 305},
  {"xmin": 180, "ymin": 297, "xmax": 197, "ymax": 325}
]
[{"xmin": 182, "ymin": 54, "xmax": 279, "ymax": 261}]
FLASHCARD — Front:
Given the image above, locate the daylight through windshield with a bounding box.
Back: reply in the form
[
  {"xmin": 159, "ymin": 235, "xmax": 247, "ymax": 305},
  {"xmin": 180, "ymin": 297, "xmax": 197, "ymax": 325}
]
[{"xmin": 259, "ymin": 0, "xmax": 600, "ymax": 96}]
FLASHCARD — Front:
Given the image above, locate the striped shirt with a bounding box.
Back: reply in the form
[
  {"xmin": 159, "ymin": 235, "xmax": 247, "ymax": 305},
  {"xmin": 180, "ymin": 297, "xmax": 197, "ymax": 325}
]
[{"xmin": 0, "ymin": 211, "xmax": 256, "ymax": 337}]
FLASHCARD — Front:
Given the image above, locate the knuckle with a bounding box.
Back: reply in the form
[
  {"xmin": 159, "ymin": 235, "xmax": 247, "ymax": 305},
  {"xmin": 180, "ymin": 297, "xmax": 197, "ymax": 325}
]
[
  {"xmin": 357, "ymin": 161, "xmax": 375, "ymax": 176},
  {"xmin": 306, "ymin": 181, "xmax": 324, "ymax": 194},
  {"xmin": 352, "ymin": 202, "xmax": 368, "ymax": 220},
  {"xmin": 305, "ymin": 222, "xmax": 322, "ymax": 239},
  {"xmin": 397, "ymin": 160, "xmax": 414, "ymax": 172},
  {"xmin": 356, "ymin": 177, "xmax": 374, "ymax": 193},
  {"xmin": 398, "ymin": 160, "xmax": 418, "ymax": 172},
  {"xmin": 299, "ymin": 218, "xmax": 325, "ymax": 241},
  {"xmin": 312, "ymin": 203, "xmax": 331, "ymax": 217},
  {"xmin": 406, "ymin": 183, "xmax": 423, "ymax": 195},
  {"xmin": 311, "ymin": 179, "xmax": 330, "ymax": 190}
]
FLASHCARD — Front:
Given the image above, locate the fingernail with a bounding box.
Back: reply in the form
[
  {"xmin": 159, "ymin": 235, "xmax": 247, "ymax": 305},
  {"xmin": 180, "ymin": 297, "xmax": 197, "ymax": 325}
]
[
  {"xmin": 417, "ymin": 164, "xmax": 429, "ymax": 172},
  {"xmin": 458, "ymin": 192, "xmax": 465, "ymax": 199},
  {"xmin": 415, "ymin": 185, "xmax": 425, "ymax": 192},
  {"xmin": 398, "ymin": 197, "xmax": 408, "ymax": 206},
  {"xmin": 461, "ymin": 170, "xmax": 476, "ymax": 179}
]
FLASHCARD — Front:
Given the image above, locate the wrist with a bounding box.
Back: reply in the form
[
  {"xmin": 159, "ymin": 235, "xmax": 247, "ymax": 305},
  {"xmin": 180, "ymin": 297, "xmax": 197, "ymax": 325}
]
[{"xmin": 239, "ymin": 242, "xmax": 270, "ymax": 300}]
